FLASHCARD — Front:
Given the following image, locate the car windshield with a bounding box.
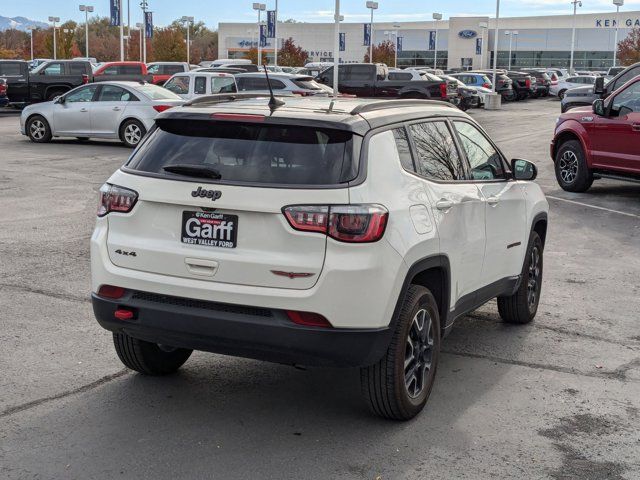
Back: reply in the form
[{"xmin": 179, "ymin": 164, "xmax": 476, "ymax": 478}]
[
  {"xmin": 127, "ymin": 119, "xmax": 357, "ymax": 186},
  {"xmin": 292, "ymin": 78, "xmax": 323, "ymax": 90},
  {"xmin": 135, "ymin": 84, "xmax": 182, "ymax": 100}
]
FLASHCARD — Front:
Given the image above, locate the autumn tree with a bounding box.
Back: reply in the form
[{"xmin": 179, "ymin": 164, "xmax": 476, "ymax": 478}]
[
  {"xmin": 0, "ymin": 29, "xmax": 29, "ymax": 58},
  {"xmin": 363, "ymin": 40, "xmax": 395, "ymax": 67},
  {"xmin": 243, "ymin": 47, "xmax": 259, "ymax": 65},
  {"xmin": 168, "ymin": 19, "xmax": 218, "ymax": 64},
  {"xmin": 277, "ymin": 37, "xmax": 308, "ymax": 66},
  {"xmin": 149, "ymin": 27, "xmax": 186, "ymax": 61},
  {"xmin": 617, "ymin": 27, "xmax": 640, "ymax": 66}
]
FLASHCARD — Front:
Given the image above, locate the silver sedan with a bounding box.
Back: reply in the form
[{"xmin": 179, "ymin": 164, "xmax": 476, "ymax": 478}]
[{"xmin": 20, "ymin": 81, "xmax": 185, "ymax": 147}]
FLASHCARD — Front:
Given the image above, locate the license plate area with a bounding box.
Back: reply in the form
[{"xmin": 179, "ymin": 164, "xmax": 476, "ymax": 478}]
[{"xmin": 181, "ymin": 211, "xmax": 238, "ymax": 249}]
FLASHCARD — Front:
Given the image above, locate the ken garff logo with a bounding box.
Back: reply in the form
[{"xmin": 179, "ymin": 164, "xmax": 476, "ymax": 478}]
[
  {"xmin": 458, "ymin": 30, "xmax": 478, "ymax": 39},
  {"xmin": 191, "ymin": 186, "xmax": 222, "ymax": 201}
]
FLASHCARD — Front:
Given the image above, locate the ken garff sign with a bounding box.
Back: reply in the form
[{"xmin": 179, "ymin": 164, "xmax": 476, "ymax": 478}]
[
  {"xmin": 595, "ymin": 17, "xmax": 640, "ymax": 27},
  {"xmin": 458, "ymin": 30, "xmax": 478, "ymax": 39}
]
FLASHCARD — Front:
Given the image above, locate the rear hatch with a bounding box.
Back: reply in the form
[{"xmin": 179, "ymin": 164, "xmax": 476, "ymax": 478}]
[{"xmin": 106, "ymin": 115, "xmax": 357, "ymax": 290}]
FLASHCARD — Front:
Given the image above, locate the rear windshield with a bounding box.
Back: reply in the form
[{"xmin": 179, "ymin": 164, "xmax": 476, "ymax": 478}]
[
  {"xmin": 135, "ymin": 84, "xmax": 182, "ymax": 100},
  {"xmin": 292, "ymin": 78, "xmax": 323, "ymax": 90},
  {"xmin": 127, "ymin": 120, "xmax": 357, "ymax": 186},
  {"xmin": 0, "ymin": 62, "xmax": 24, "ymax": 76}
]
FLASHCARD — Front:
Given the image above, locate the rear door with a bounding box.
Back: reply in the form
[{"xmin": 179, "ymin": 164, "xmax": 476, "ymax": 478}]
[
  {"xmin": 106, "ymin": 119, "xmax": 356, "ymax": 289},
  {"xmin": 52, "ymin": 84, "xmax": 98, "ymax": 135},
  {"xmin": 90, "ymin": 84, "xmax": 131, "ymax": 136}
]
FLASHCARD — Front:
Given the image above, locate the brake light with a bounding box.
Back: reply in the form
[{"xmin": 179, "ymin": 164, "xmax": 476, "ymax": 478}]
[
  {"xmin": 82, "ymin": 74, "xmax": 89, "ymax": 84},
  {"xmin": 286, "ymin": 310, "xmax": 332, "ymax": 328},
  {"xmin": 153, "ymin": 105, "xmax": 174, "ymax": 112},
  {"xmin": 283, "ymin": 204, "xmax": 388, "ymax": 243},
  {"xmin": 482, "ymin": 82, "xmax": 491, "ymax": 89},
  {"xmin": 97, "ymin": 183, "xmax": 138, "ymax": 217},
  {"xmin": 211, "ymin": 113, "xmax": 265, "ymax": 122},
  {"xmin": 439, "ymin": 82, "xmax": 448, "ymax": 98},
  {"xmin": 525, "ymin": 78, "xmax": 531, "ymax": 88},
  {"xmin": 97, "ymin": 285, "xmax": 126, "ymax": 299}
]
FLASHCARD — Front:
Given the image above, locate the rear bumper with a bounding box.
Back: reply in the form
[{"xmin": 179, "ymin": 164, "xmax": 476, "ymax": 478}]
[{"xmin": 92, "ymin": 291, "xmax": 391, "ymax": 367}]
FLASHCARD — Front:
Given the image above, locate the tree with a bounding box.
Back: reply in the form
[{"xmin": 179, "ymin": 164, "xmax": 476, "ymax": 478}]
[
  {"xmin": 363, "ymin": 40, "xmax": 395, "ymax": 67},
  {"xmin": 243, "ymin": 47, "xmax": 259, "ymax": 65},
  {"xmin": 617, "ymin": 27, "xmax": 640, "ymax": 66},
  {"xmin": 277, "ymin": 37, "xmax": 308, "ymax": 66},
  {"xmin": 149, "ymin": 28, "xmax": 186, "ymax": 61}
]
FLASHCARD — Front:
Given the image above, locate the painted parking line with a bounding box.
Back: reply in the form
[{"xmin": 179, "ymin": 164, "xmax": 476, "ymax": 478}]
[{"xmin": 546, "ymin": 195, "xmax": 640, "ymax": 219}]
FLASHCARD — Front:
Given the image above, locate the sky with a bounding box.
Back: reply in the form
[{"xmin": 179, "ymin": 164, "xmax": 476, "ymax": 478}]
[{"xmin": 3, "ymin": 0, "xmax": 640, "ymax": 28}]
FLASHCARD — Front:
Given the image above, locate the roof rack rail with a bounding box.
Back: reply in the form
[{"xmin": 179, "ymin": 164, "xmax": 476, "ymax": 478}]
[
  {"xmin": 183, "ymin": 92, "xmax": 286, "ymax": 107},
  {"xmin": 350, "ymin": 99, "xmax": 456, "ymax": 115}
]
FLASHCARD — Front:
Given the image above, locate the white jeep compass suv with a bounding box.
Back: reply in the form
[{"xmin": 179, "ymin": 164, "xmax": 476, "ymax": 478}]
[{"xmin": 91, "ymin": 95, "xmax": 549, "ymax": 420}]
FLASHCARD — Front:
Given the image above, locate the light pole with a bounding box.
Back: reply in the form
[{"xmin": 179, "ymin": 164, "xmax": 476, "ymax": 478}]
[
  {"xmin": 274, "ymin": 0, "xmax": 279, "ymax": 66},
  {"xmin": 479, "ymin": 21, "xmax": 488, "ymax": 69},
  {"xmin": 181, "ymin": 16, "xmax": 194, "ymax": 64},
  {"xmin": 79, "ymin": 5, "xmax": 94, "ymax": 59},
  {"xmin": 333, "ymin": 0, "xmax": 342, "ymax": 98},
  {"xmin": 491, "ymin": 0, "xmax": 500, "ymax": 93},
  {"xmin": 613, "ymin": 0, "xmax": 624, "ymax": 67},
  {"xmin": 505, "ymin": 30, "xmax": 517, "ymax": 70},
  {"xmin": 136, "ymin": 22, "xmax": 143, "ymax": 60},
  {"xmin": 140, "ymin": 0, "xmax": 148, "ymax": 63},
  {"xmin": 432, "ymin": 13, "xmax": 442, "ymax": 69},
  {"xmin": 366, "ymin": 1, "xmax": 378, "ymax": 63},
  {"xmin": 48, "ymin": 17, "xmax": 60, "ymax": 60},
  {"xmin": 253, "ymin": 3, "xmax": 266, "ymax": 65},
  {"xmin": 569, "ymin": 0, "xmax": 582, "ymax": 74},
  {"xmin": 26, "ymin": 26, "xmax": 35, "ymax": 61},
  {"xmin": 513, "ymin": 30, "xmax": 518, "ymax": 68}
]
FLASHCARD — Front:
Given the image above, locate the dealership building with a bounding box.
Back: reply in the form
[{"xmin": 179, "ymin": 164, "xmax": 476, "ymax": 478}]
[{"xmin": 219, "ymin": 10, "xmax": 640, "ymax": 70}]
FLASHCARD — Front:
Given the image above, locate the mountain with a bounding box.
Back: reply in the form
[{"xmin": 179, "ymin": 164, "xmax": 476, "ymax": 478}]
[{"xmin": 0, "ymin": 16, "xmax": 49, "ymax": 32}]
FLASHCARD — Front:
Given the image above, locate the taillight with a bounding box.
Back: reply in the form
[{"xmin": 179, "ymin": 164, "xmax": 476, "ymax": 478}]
[
  {"xmin": 97, "ymin": 285, "xmax": 126, "ymax": 299},
  {"xmin": 283, "ymin": 204, "xmax": 388, "ymax": 243},
  {"xmin": 525, "ymin": 78, "xmax": 531, "ymax": 88},
  {"xmin": 82, "ymin": 74, "xmax": 89, "ymax": 84},
  {"xmin": 153, "ymin": 105, "xmax": 174, "ymax": 112},
  {"xmin": 439, "ymin": 82, "xmax": 448, "ymax": 98},
  {"xmin": 211, "ymin": 113, "xmax": 265, "ymax": 122},
  {"xmin": 97, "ymin": 183, "xmax": 138, "ymax": 217},
  {"xmin": 286, "ymin": 310, "xmax": 332, "ymax": 328},
  {"xmin": 482, "ymin": 82, "xmax": 491, "ymax": 89}
]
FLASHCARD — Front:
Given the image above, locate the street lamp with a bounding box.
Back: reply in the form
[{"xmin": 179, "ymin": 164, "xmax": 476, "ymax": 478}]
[
  {"xmin": 366, "ymin": 1, "xmax": 378, "ymax": 64},
  {"xmin": 613, "ymin": 0, "xmax": 624, "ymax": 67},
  {"xmin": 432, "ymin": 13, "xmax": 442, "ymax": 69},
  {"xmin": 253, "ymin": 3, "xmax": 266, "ymax": 65},
  {"xmin": 505, "ymin": 30, "xmax": 517, "ymax": 70},
  {"xmin": 79, "ymin": 5, "xmax": 94, "ymax": 59},
  {"xmin": 478, "ymin": 21, "xmax": 488, "ymax": 69},
  {"xmin": 140, "ymin": 0, "xmax": 149, "ymax": 64},
  {"xmin": 135, "ymin": 22, "xmax": 143, "ymax": 60},
  {"xmin": 333, "ymin": 0, "xmax": 342, "ymax": 98},
  {"xmin": 181, "ymin": 16, "xmax": 194, "ymax": 64},
  {"xmin": 569, "ymin": 0, "xmax": 582, "ymax": 74},
  {"xmin": 48, "ymin": 16, "xmax": 60, "ymax": 60},
  {"xmin": 26, "ymin": 26, "xmax": 35, "ymax": 61},
  {"xmin": 491, "ymin": 0, "xmax": 500, "ymax": 94}
]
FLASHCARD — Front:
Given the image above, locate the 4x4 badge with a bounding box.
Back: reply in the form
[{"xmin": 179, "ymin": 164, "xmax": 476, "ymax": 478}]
[{"xmin": 191, "ymin": 186, "xmax": 222, "ymax": 201}]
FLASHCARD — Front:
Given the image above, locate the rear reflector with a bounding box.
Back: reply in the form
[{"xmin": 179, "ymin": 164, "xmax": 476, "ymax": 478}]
[
  {"xmin": 97, "ymin": 285, "xmax": 126, "ymax": 299},
  {"xmin": 153, "ymin": 105, "xmax": 174, "ymax": 113},
  {"xmin": 211, "ymin": 113, "xmax": 265, "ymax": 122},
  {"xmin": 286, "ymin": 310, "xmax": 332, "ymax": 328},
  {"xmin": 114, "ymin": 309, "xmax": 135, "ymax": 320}
]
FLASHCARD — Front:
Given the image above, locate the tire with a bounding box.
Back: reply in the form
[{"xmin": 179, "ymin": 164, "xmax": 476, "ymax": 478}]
[
  {"xmin": 554, "ymin": 139, "xmax": 593, "ymax": 192},
  {"xmin": 119, "ymin": 119, "xmax": 146, "ymax": 148},
  {"xmin": 497, "ymin": 231, "xmax": 543, "ymax": 324},
  {"xmin": 558, "ymin": 89, "xmax": 567, "ymax": 100},
  {"xmin": 26, "ymin": 115, "xmax": 52, "ymax": 143},
  {"xmin": 360, "ymin": 285, "xmax": 441, "ymax": 421},
  {"xmin": 113, "ymin": 332, "xmax": 192, "ymax": 375}
]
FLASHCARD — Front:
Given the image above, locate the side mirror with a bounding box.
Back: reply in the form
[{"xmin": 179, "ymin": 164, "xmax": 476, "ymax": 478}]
[
  {"xmin": 592, "ymin": 98, "xmax": 606, "ymax": 116},
  {"xmin": 53, "ymin": 96, "xmax": 64, "ymax": 104},
  {"xmin": 594, "ymin": 76, "xmax": 605, "ymax": 94},
  {"xmin": 511, "ymin": 158, "xmax": 537, "ymax": 181}
]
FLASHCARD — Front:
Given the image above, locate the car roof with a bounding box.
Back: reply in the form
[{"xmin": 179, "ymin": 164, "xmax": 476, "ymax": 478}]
[
  {"xmin": 158, "ymin": 96, "xmax": 465, "ymax": 135},
  {"xmin": 234, "ymin": 72, "xmax": 307, "ymax": 79},
  {"xmin": 171, "ymin": 71, "xmax": 234, "ymax": 77}
]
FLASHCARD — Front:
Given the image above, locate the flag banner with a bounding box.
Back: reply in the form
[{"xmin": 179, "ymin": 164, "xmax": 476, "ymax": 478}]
[
  {"xmin": 363, "ymin": 23, "xmax": 371, "ymax": 46},
  {"xmin": 145, "ymin": 11, "xmax": 153, "ymax": 38},
  {"xmin": 339, "ymin": 32, "xmax": 346, "ymax": 52},
  {"xmin": 428, "ymin": 31, "xmax": 436, "ymax": 51},
  {"xmin": 109, "ymin": 0, "xmax": 120, "ymax": 26},
  {"xmin": 267, "ymin": 10, "xmax": 276, "ymax": 38},
  {"xmin": 476, "ymin": 37, "xmax": 482, "ymax": 55},
  {"xmin": 397, "ymin": 36, "xmax": 403, "ymax": 53},
  {"xmin": 260, "ymin": 24, "xmax": 267, "ymax": 47}
]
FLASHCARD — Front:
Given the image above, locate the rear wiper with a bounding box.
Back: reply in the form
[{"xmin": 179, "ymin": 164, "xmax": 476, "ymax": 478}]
[{"xmin": 163, "ymin": 164, "xmax": 222, "ymax": 179}]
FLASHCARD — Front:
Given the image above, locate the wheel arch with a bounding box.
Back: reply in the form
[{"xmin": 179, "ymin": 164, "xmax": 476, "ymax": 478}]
[
  {"xmin": 118, "ymin": 116, "xmax": 146, "ymax": 140},
  {"xmin": 530, "ymin": 212, "xmax": 548, "ymax": 248},
  {"xmin": 552, "ymin": 125, "xmax": 590, "ymax": 165},
  {"xmin": 44, "ymin": 85, "xmax": 71, "ymax": 99}
]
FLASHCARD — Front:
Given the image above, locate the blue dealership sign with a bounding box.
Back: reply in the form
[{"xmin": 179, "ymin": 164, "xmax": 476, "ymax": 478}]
[
  {"xmin": 144, "ymin": 11, "xmax": 153, "ymax": 38},
  {"xmin": 476, "ymin": 37, "xmax": 482, "ymax": 55},
  {"xmin": 458, "ymin": 30, "xmax": 478, "ymax": 39},
  {"xmin": 428, "ymin": 31, "xmax": 436, "ymax": 51},
  {"xmin": 339, "ymin": 32, "xmax": 346, "ymax": 52},
  {"xmin": 364, "ymin": 23, "xmax": 371, "ymax": 46},
  {"xmin": 109, "ymin": 0, "xmax": 120, "ymax": 26},
  {"xmin": 397, "ymin": 36, "xmax": 403, "ymax": 53},
  {"xmin": 260, "ymin": 24, "xmax": 267, "ymax": 47},
  {"xmin": 267, "ymin": 10, "xmax": 276, "ymax": 38}
]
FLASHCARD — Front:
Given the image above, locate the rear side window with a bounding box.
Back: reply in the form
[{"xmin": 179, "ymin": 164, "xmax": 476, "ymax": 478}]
[
  {"xmin": 237, "ymin": 77, "xmax": 285, "ymax": 90},
  {"xmin": 68, "ymin": 62, "xmax": 87, "ymax": 75},
  {"xmin": 408, "ymin": 121, "xmax": 465, "ymax": 181},
  {"xmin": 127, "ymin": 121, "xmax": 357, "ymax": 186},
  {"xmin": 0, "ymin": 62, "xmax": 24, "ymax": 76},
  {"xmin": 194, "ymin": 76, "xmax": 207, "ymax": 94},
  {"xmin": 211, "ymin": 77, "xmax": 237, "ymax": 93},
  {"xmin": 392, "ymin": 128, "xmax": 414, "ymax": 171},
  {"xmin": 388, "ymin": 72, "xmax": 413, "ymax": 81},
  {"xmin": 164, "ymin": 65, "xmax": 185, "ymax": 74}
]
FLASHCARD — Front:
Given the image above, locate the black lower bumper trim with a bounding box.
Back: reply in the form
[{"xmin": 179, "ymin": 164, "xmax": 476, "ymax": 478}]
[{"xmin": 92, "ymin": 292, "xmax": 391, "ymax": 368}]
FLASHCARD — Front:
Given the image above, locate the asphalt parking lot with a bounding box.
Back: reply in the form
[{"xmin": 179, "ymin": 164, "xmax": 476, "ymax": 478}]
[{"xmin": 1, "ymin": 99, "xmax": 639, "ymax": 480}]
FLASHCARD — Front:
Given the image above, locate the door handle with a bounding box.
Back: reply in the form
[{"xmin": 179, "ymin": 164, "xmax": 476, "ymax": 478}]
[
  {"xmin": 113, "ymin": 107, "xmax": 121, "ymax": 111},
  {"xmin": 632, "ymin": 124, "xmax": 640, "ymax": 132},
  {"xmin": 487, "ymin": 196, "xmax": 500, "ymax": 206},
  {"xmin": 80, "ymin": 108, "xmax": 88, "ymax": 112},
  {"xmin": 435, "ymin": 199, "xmax": 454, "ymax": 211}
]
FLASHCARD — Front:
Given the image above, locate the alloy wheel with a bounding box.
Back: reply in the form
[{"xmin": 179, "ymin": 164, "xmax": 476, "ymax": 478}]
[
  {"xmin": 404, "ymin": 308, "xmax": 434, "ymax": 399},
  {"xmin": 558, "ymin": 150, "xmax": 579, "ymax": 184},
  {"xmin": 30, "ymin": 120, "xmax": 46, "ymax": 140},
  {"xmin": 527, "ymin": 246, "xmax": 541, "ymax": 310},
  {"xmin": 124, "ymin": 124, "xmax": 142, "ymax": 145}
]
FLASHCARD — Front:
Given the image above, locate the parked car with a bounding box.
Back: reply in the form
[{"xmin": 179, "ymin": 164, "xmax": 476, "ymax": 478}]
[
  {"xmin": 164, "ymin": 71, "xmax": 237, "ymax": 99},
  {"xmin": 551, "ymin": 76, "xmax": 640, "ymax": 192},
  {"xmin": 550, "ymin": 75, "xmax": 601, "ymax": 99},
  {"xmin": 28, "ymin": 58, "xmax": 53, "ymax": 70},
  {"xmin": 1, "ymin": 59, "xmax": 92, "ymax": 106},
  {"xmin": 505, "ymin": 71, "xmax": 536, "ymax": 100},
  {"xmin": 93, "ymin": 62, "xmax": 156, "ymax": 84},
  {"xmin": 73, "ymin": 56, "xmax": 98, "ymax": 64},
  {"xmin": 236, "ymin": 72, "xmax": 330, "ymax": 97},
  {"xmin": 20, "ymin": 81, "xmax": 184, "ymax": 147},
  {"xmin": 605, "ymin": 66, "xmax": 625, "ymax": 80},
  {"xmin": 449, "ymin": 72, "xmax": 493, "ymax": 89},
  {"xmin": 199, "ymin": 59, "xmax": 252, "ymax": 68},
  {"xmin": 316, "ymin": 63, "xmax": 458, "ymax": 100},
  {"xmin": 0, "ymin": 77, "xmax": 8, "ymax": 107},
  {"xmin": 468, "ymin": 70, "xmax": 514, "ymax": 99},
  {"xmin": 90, "ymin": 95, "xmax": 548, "ymax": 420},
  {"xmin": 303, "ymin": 62, "xmax": 334, "ymax": 77},
  {"xmin": 546, "ymin": 68, "xmax": 570, "ymax": 82},
  {"xmin": 522, "ymin": 70, "xmax": 552, "ymax": 97},
  {"xmin": 146, "ymin": 62, "xmax": 190, "ymax": 86},
  {"xmin": 439, "ymin": 74, "xmax": 481, "ymax": 110},
  {"xmin": 561, "ymin": 62, "xmax": 640, "ymax": 112}
]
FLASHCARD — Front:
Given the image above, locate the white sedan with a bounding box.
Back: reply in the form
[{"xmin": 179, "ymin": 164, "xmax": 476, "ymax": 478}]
[
  {"xmin": 20, "ymin": 81, "xmax": 185, "ymax": 147},
  {"xmin": 550, "ymin": 75, "xmax": 606, "ymax": 99}
]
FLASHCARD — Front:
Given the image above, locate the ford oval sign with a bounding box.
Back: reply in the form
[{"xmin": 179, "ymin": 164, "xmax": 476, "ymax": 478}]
[{"xmin": 458, "ymin": 30, "xmax": 478, "ymax": 39}]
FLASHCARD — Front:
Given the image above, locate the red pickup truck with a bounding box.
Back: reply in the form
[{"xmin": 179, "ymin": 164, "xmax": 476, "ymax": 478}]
[
  {"xmin": 93, "ymin": 62, "xmax": 159, "ymax": 85},
  {"xmin": 550, "ymin": 75, "xmax": 640, "ymax": 192}
]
